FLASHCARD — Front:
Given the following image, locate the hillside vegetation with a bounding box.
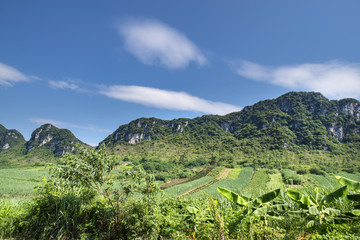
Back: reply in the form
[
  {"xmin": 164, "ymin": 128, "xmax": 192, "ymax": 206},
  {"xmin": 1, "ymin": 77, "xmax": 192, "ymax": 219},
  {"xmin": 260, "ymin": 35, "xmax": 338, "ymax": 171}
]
[{"xmin": 1, "ymin": 91, "xmax": 360, "ymax": 238}]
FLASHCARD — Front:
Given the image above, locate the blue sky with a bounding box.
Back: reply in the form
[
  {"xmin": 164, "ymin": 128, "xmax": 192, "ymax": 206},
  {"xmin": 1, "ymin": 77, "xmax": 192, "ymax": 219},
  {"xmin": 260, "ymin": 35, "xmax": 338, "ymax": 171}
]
[{"xmin": 1, "ymin": 1, "xmax": 360, "ymax": 146}]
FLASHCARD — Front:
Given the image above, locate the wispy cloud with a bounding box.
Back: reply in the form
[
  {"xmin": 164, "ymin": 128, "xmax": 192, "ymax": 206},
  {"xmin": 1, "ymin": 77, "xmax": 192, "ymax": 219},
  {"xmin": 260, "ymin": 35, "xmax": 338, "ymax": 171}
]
[
  {"xmin": 117, "ymin": 18, "xmax": 207, "ymax": 69},
  {"xmin": 99, "ymin": 85, "xmax": 241, "ymax": 115},
  {"xmin": 30, "ymin": 118, "xmax": 112, "ymax": 134},
  {"xmin": 234, "ymin": 60, "xmax": 360, "ymax": 99},
  {"xmin": 0, "ymin": 62, "xmax": 29, "ymax": 86},
  {"xmin": 48, "ymin": 79, "xmax": 92, "ymax": 93},
  {"xmin": 49, "ymin": 80, "xmax": 80, "ymax": 90}
]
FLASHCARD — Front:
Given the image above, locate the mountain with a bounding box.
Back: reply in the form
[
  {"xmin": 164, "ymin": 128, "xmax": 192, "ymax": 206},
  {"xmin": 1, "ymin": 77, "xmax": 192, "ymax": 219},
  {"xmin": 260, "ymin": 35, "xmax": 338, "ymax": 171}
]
[
  {"xmin": 0, "ymin": 124, "xmax": 87, "ymax": 166},
  {"xmin": 1, "ymin": 91, "xmax": 359, "ymax": 168},
  {"xmin": 101, "ymin": 92, "xmax": 360, "ymax": 150},
  {"xmin": 0, "ymin": 124, "xmax": 26, "ymax": 153},
  {"xmin": 26, "ymin": 124, "xmax": 86, "ymax": 157}
]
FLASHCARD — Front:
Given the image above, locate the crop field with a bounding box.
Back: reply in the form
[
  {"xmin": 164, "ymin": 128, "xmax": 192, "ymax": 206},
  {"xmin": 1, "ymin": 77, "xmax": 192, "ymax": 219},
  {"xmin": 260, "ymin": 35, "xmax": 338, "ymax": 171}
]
[
  {"xmin": 307, "ymin": 174, "xmax": 341, "ymax": 189},
  {"xmin": 242, "ymin": 169, "xmax": 269, "ymax": 197},
  {"xmin": 1, "ymin": 165, "xmax": 359, "ymax": 203},
  {"xmin": 164, "ymin": 176, "xmax": 214, "ymax": 196},
  {"xmin": 227, "ymin": 167, "xmax": 242, "ymax": 179},
  {"xmin": 190, "ymin": 167, "xmax": 254, "ymax": 198},
  {"xmin": 0, "ymin": 167, "xmax": 48, "ymax": 198},
  {"xmin": 267, "ymin": 172, "xmax": 283, "ymax": 191},
  {"xmin": 336, "ymin": 171, "xmax": 360, "ymax": 182}
]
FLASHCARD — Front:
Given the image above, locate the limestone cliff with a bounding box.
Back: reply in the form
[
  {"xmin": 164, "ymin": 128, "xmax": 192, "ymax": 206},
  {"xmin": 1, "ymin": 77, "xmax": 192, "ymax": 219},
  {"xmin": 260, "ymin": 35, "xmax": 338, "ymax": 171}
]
[{"xmin": 0, "ymin": 124, "xmax": 26, "ymax": 152}]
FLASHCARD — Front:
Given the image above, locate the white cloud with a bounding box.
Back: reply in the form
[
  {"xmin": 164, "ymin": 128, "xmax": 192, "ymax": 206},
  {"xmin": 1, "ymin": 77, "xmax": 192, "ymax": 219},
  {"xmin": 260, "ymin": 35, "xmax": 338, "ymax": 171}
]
[
  {"xmin": 49, "ymin": 80, "xmax": 80, "ymax": 90},
  {"xmin": 118, "ymin": 19, "xmax": 207, "ymax": 69},
  {"xmin": 234, "ymin": 60, "xmax": 360, "ymax": 99},
  {"xmin": 0, "ymin": 62, "xmax": 29, "ymax": 86},
  {"xmin": 30, "ymin": 118, "xmax": 112, "ymax": 134},
  {"xmin": 99, "ymin": 85, "xmax": 241, "ymax": 115},
  {"xmin": 48, "ymin": 79, "xmax": 90, "ymax": 93}
]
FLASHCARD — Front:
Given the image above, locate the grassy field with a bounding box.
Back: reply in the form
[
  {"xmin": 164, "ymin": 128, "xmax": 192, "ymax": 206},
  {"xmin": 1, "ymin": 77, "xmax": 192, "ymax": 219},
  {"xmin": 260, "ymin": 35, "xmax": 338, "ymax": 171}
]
[{"xmin": 0, "ymin": 167, "xmax": 48, "ymax": 198}]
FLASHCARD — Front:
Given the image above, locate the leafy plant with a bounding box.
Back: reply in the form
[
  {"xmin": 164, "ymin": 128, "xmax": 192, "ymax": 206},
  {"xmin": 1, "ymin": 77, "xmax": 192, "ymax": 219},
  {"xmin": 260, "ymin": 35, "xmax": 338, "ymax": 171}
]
[
  {"xmin": 335, "ymin": 175, "xmax": 360, "ymax": 216},
  {"xmin": 286, "ymin": 186, "xmax": 348, "ymax": 228}
]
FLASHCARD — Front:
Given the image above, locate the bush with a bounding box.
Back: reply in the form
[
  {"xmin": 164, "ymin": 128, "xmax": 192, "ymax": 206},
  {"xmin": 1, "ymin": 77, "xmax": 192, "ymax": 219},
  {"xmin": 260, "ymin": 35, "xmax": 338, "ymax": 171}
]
[
  {"xmin": 309, "ymin": 167, "xmax": 324, "ymax": 175},
  {"xmin": 281, "ymin": 169, "xmax": 302, "ymax": 185},
  {"xmin": 185, "ymin": 157, "xmax": 207, "ymax": 168}
]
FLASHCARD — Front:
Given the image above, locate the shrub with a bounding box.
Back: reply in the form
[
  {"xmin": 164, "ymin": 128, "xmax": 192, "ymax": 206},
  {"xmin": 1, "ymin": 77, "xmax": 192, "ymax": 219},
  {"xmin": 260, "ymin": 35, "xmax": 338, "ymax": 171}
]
[
  {"xmin": 281, "ymin": 169, "xmax": 301, "ymax": 185},
  {"xmin": 309, "ymin": 167, "xmax": 325, "ymax": 175}
]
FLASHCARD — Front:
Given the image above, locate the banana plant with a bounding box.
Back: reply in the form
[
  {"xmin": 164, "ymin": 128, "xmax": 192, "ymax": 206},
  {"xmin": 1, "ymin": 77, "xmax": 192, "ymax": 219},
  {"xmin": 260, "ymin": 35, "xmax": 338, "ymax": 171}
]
[
  {"xmin": 335, "ymin": 175, "xmax": 360, "ymax": 216},
  {"xmin": 217, "ymin": 187, "xmax": 283, "ymax": 219},
  {"xmin": 286, "ymin": 185, "xmax": 348, "ymax": 227}
]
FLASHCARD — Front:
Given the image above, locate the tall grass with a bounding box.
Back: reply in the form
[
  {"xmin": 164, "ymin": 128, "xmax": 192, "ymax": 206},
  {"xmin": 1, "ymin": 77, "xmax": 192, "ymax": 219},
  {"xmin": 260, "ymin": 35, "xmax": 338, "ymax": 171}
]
[
  {"xmin": 0, "ymin": 167, "xmax": 47, "ymax": 197},
  {"xmin": 0, "ymin": 200, "xmax": 22, "ymax": 238},
  {"xmin": 0, "ymin": 177, "xmax": 39, "ymax": 197}
]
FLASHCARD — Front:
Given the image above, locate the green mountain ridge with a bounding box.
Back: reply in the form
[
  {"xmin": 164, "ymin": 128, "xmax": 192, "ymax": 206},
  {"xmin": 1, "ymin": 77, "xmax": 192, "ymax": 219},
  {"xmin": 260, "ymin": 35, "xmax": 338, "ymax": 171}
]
[
  {"xmin": 1, "ymin": 91, "xmax": 360, "ymax": 167},
  {"xmin": 0, "ymin": 124, "xmax": 26, "ymax": 153},
  {"xmin": 0, "ymin": 123, "xmax": 86, "ymax": 166},
  {"xmin": 102, "ymin": 92, "xmax": 360, "ymax": 150}
]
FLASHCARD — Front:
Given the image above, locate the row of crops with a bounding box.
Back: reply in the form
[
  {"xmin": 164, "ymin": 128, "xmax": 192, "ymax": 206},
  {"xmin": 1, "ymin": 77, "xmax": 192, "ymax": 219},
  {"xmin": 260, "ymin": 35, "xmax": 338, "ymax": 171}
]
[
  {"xmin": 163, "ymin": 167, "xmax": 360, "ymax": 199},
  {"xmin": 2, "ymin": 165, "xmax": 360, "ymax": 201}
]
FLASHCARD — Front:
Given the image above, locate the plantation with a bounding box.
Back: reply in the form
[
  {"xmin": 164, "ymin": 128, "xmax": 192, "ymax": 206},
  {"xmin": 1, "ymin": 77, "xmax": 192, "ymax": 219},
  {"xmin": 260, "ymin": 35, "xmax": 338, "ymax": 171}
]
[{"xmin": 1, "ymin": 147, "xmax": 359, "ymax": 239}]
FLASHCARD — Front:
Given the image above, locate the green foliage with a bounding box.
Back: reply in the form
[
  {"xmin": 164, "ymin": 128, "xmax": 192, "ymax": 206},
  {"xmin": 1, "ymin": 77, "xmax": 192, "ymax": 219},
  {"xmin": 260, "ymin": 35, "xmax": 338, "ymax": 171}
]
[
  {"xmin": 335, "ymin": 175, "xmax": 360, "ymax": 192},
  {"xmin": 282, "ymin": 169, "xmax": 302, "ymax": 185},
  {"xmin": 0, "ymin": 200, "xmax": 23, "ymax": 238}
]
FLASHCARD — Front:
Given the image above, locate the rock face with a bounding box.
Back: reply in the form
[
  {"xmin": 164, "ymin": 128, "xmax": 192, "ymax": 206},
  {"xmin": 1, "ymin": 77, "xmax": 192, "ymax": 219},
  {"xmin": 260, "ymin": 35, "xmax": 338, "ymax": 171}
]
[
  {"xmin": 220, "ymin": 92, "xmax": 360, "ymax": 147},
  {"xmin": 100, "ymin": 117, "xmax": 190, "ymax": 146},
  {"xmin": 101, "ymin": 92, "xmax": 360, "ymax": 150},
  {"xmin": 26, "ymin": 124, "xmax": 84, "ymax": 156},
  {"xmin": 0, "ymin": 124, "xmax": 26, "ymax": 152}
]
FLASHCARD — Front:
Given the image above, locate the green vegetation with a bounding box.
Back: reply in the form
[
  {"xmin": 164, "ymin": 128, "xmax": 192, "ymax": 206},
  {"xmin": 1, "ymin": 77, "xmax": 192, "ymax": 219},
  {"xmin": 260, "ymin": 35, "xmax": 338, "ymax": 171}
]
[
  {"xmin": 227, "ymin": 167, "xmax": 242, "ymax": 179},
  {"xmin": 0, "ymin": 147, "xmax": 360, "ymax": 239},
  {"xmin": 0, "ymin": 92, "xmax": 360, "ymax": 238},
  {"xmin": 281, "ymin": 169, "xmax": 302, "ymax": 185},
  {"xmin": 164, "ymin": 176, "xmax": 214, "ymax": 196},
  {"xmin": 191, "ymin": 167, "xmax": 254, "ymax": 198},
  {"xmin": 267, "ymin": 172, "xmax": 283, "ymax": 191},
  {"xmin": 0, "ymin": 167, "xmax": 48, "ymax": 197},
  {"xmin": 242, "ymin": 169, "xmax": 269, "ymax": 197}
]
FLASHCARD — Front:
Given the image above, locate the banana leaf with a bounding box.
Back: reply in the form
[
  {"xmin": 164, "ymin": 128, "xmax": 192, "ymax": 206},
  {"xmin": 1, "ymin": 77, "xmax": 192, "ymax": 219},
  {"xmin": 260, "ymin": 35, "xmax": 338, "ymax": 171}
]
[
  {"xmin": 347, "ymin": 194, "xmax": 360, "ymax": 202},
  {"xmin": 321, "ymin": 186, "xmax": 347, "ymax": 205},
  {"xmin": 253, "ymin": 206, "xmax": 268, "ymax": 216},
  {"xmin": 257, "ymin": 188, "xmax": 281, "ymax": 204},
  {"xmin": 351, "ymin": 210, "xmax": 360, "ymax": 216},
  {"xmin": 308, "ymin": 206, "xmax": 319, "ymax": 215},
  {"xmin": 286, "ymin": 189, "xmax": 316, "ymax": 206},
  {"xmin": 335, "ymin": 176, "xmax": 360, "ymax": 192},
  {"xmin": 217, "ymin": 187, "xmax": 248, "ymax": 206}
]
